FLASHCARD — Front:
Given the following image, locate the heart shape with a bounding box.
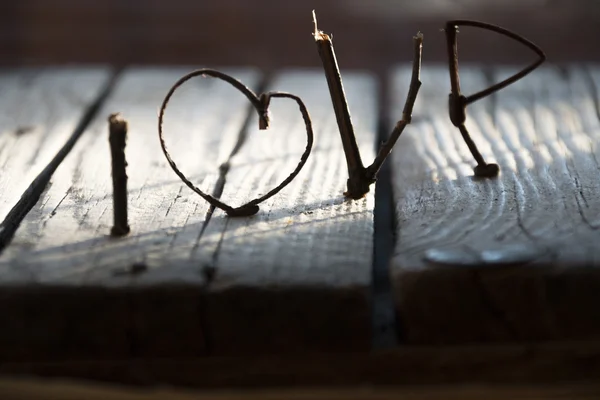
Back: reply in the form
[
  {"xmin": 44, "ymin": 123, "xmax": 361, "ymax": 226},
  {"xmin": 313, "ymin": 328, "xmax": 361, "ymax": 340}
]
[{"xmin": 158, "ymin": 69, "xmax": 314, "ymax": 217}]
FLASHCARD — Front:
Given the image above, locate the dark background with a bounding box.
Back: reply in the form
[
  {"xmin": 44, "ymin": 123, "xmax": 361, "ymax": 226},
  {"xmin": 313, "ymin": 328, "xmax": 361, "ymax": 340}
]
[{"xmin": 2, "ymin": 0, "xmax": 599, "ymax": 74}]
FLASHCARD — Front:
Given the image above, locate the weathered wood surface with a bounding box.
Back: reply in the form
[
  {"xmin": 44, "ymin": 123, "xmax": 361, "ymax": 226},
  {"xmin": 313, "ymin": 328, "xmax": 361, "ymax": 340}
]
[
  {"xmin": 0, "ymin": 67, "xmax": 111, "ymax": 247},
  {"xmin": 0, "ymin": 67, "xmax": 261, "ymax": 360},
  {"xmin": 389, "ymin": 65, "xmax": 600, "ymax": 344},
  {"xmin": 2, "ymin": 341, "xmax": 600, "ymax": 388},
  {"xmin": 0, "ymin": 68, "xmax": 377, "ymax": 358},
  {"xmin": 173, "ymin": 71, "xmax": 377, "ymax": 354}
]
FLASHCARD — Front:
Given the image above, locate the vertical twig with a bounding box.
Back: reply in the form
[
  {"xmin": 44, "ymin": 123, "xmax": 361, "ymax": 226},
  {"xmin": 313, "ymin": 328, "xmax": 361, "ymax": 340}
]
[
  {"xmin": 313, "ymin": 10, "xmax": 370, "ymax": 199},
  {"xmin": 109, "ymin": 113, "xmax": 130, "ymax": 236}
]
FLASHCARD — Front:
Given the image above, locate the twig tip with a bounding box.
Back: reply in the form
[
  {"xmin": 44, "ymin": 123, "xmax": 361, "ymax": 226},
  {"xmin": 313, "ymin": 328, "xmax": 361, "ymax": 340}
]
[
  {"xmin": 312, "ymin": 9, "xmax": 329, "ymax": 41},
  {"xmin": 108, "ymin": 112, "xmax": 127, "ymax": 132}
]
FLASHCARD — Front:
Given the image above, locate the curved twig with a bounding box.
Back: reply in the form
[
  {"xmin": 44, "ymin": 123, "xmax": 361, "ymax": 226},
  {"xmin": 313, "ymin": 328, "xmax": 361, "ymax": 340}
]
[{"xmin": 158, "ymin": 68, "xmax": 314, "ymax": 217}]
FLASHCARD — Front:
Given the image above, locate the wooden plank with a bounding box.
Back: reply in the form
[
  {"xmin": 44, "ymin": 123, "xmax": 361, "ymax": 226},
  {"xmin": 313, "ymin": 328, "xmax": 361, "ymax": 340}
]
[
  {"xmin": 0, "ymin": 67, "xmax": 261, "ymax": 360},
  {"xmin": 389, "ymin": 64, "xmax": 600, "ymax": 344},
  {"xmin": 1, "ymin": 379, "xmax": 599, "ymax": 400},
  {"xmin": 197, "ymin": 71, "xmax": 378, "ymax": 354},
  {"xmin": 0, "ymin": 67, "xmax": 111, "ymax": 245},
  {"xmin": 1, "ymin": 341, "xmax": 600, "ymax": 388}
]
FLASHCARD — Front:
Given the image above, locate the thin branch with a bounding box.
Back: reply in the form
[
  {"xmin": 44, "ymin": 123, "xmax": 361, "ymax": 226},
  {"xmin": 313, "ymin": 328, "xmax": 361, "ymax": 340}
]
[
  {"xmin": 366, "ymin": 32, "xmax": 423, "ymax": 180},
  {"xmin": 158, "ymin": 69, "xmax": 314, "ymax": 217}
]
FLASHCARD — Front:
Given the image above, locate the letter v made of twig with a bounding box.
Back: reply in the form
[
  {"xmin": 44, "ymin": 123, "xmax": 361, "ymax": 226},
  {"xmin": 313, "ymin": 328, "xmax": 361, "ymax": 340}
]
[{"xmin": 313, "ymin": 10, "xmax": 423, "ymax": 199}]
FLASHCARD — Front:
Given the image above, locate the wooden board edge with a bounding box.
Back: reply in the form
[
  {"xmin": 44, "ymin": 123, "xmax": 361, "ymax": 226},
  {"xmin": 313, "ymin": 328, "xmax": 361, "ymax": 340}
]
[{"xmin": 1, "ymin": 340, "xmax": 600, "ymax": 388}]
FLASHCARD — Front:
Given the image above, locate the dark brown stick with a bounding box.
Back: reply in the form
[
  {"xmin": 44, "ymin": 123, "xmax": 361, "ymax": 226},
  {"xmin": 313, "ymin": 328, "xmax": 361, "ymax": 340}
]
[
  {"xmin": 366, "ymin": 33, "xmax": 423, "ymax": 181},
  {"xmin": 313, "ymin": 11, "xmax": 370, "ymax": 199},
  {"xmin": 445, "ymin": 22, "xmax": 498, "ymax": 177},
  {"xmin": 158, "ymin": 69, "xmax": 314, "ymax": 217},
  {"xmin": 108, "ymin": 113, "xmax": 130, "ymax": 236}
]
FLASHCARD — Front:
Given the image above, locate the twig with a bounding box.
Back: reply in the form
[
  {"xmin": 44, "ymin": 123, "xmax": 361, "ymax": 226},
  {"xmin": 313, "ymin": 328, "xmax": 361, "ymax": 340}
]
[
  {"xmin": 313, "ymin": 10, "xmax": 368, "ymax": 199},
  {"xmin": 366, "ymin": 33, "xmax": 423, "ymax": 181},
  {"xmin": 108, "ymin": 113, "xmax": 130, "ymax": 236},
  {"xmin": 158, "ymin": 69, "xmax": 314, "ymax": 217},
  {"xmin": 445, "ymin": 20, "xmax": 546, "ymax": 178},
  {"xmin": 313, "ymin": 10, "xmax": 423, "ymax": 198}
]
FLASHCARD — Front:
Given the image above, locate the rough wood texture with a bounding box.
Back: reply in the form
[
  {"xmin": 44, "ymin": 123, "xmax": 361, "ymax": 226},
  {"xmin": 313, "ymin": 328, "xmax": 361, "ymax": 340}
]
[
  {"xmin": 0, "ymin": 68, "xmax": 111, "ymax": 246},
  {"xmin": 0, "ymin": 67, "xmax": 261, "ymax": 360},
  {"xmin": 0, "ymin": 68, "xmax": 377, "ymax": 358},
  {"xmin": 389, "ymin": 65, "xmax": 600, "ymax": 344},
  {"xmin": 196, "ymin": 71, "xmax": 378, "ymax": 354}
]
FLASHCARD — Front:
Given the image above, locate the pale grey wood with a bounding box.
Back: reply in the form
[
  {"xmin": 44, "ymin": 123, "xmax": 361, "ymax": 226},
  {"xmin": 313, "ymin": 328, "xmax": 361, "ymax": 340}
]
[
  {"xmin": 0, "ymin": 67, "xmax": 261, "ymax": 360},
  {"xmin": 0, "ymin": 68, "xmax": 112, "ymax": 244},
  {"xmin": 389, "ymin": 65, "xmax": 600, "ymax": 344},
  {"xmin": 197, "ymin": 71, "xmax": 378, "ymax": 354}
]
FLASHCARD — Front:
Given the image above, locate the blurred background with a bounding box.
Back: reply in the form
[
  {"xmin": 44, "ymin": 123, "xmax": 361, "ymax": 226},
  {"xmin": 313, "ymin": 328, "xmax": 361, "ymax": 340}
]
[{"xmin": 2, "ymin": 0, "xmax": 599, "ymax": 75}]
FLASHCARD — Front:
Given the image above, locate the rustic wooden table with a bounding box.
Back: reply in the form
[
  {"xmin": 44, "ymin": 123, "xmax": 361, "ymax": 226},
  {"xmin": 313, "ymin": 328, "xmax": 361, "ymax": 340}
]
[{"xmin": 0, "ymin": 64, "xmax": 599, "ymax": 394}]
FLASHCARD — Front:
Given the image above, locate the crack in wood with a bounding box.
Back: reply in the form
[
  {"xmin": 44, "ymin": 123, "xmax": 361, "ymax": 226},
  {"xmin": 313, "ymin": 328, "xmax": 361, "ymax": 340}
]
[
  {"xmin": 372, "ymin": 117, "xmax": 398, "ymax": 349},
  {"xmin": 0, "ymin": 69, "xmax": 120, "ymax": 253},
  {"xmin": 470, "ymin": 269, "xmax": 519, "ymax": 340}
]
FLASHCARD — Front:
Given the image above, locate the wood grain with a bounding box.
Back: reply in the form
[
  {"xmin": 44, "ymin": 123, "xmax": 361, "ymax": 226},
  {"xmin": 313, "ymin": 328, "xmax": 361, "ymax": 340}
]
[
  {"xmin": 198, "ymin": 71, "xmax": 378, "ymax": 354},
  {"xmin": 0, "ymin": 67, "xmax": 111, "ymax": 247},
  {"xmin": 0, "ymin": 67, "xmax": 261, "ymax": 360},
  {"xmin": 389, "ymin": 65, "xmax": 600, "ymax": 344}
]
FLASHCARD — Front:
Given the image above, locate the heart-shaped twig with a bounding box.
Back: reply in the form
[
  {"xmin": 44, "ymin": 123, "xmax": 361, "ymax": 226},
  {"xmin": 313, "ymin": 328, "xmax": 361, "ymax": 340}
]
[
  {"xmin": 313, "ymin": 11, "xmax": 423, "ymax": 199},
  {"xmin": 158, "ymin": 69, "xmax": 314, "ymax": 217},
  {"xmin": 445, "ymin": 20, "xmax": 546, "ymax": 177}
]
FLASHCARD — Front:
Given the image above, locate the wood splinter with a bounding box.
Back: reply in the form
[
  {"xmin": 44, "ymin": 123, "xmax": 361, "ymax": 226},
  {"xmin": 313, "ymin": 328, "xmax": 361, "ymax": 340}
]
[
  {"xmin": 313, "ymin": 10, "xmax": 422, "ymax": 199},
  {"xmin": 108, "ymin": 113, "xmax": 130, "ymax": 236}
]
